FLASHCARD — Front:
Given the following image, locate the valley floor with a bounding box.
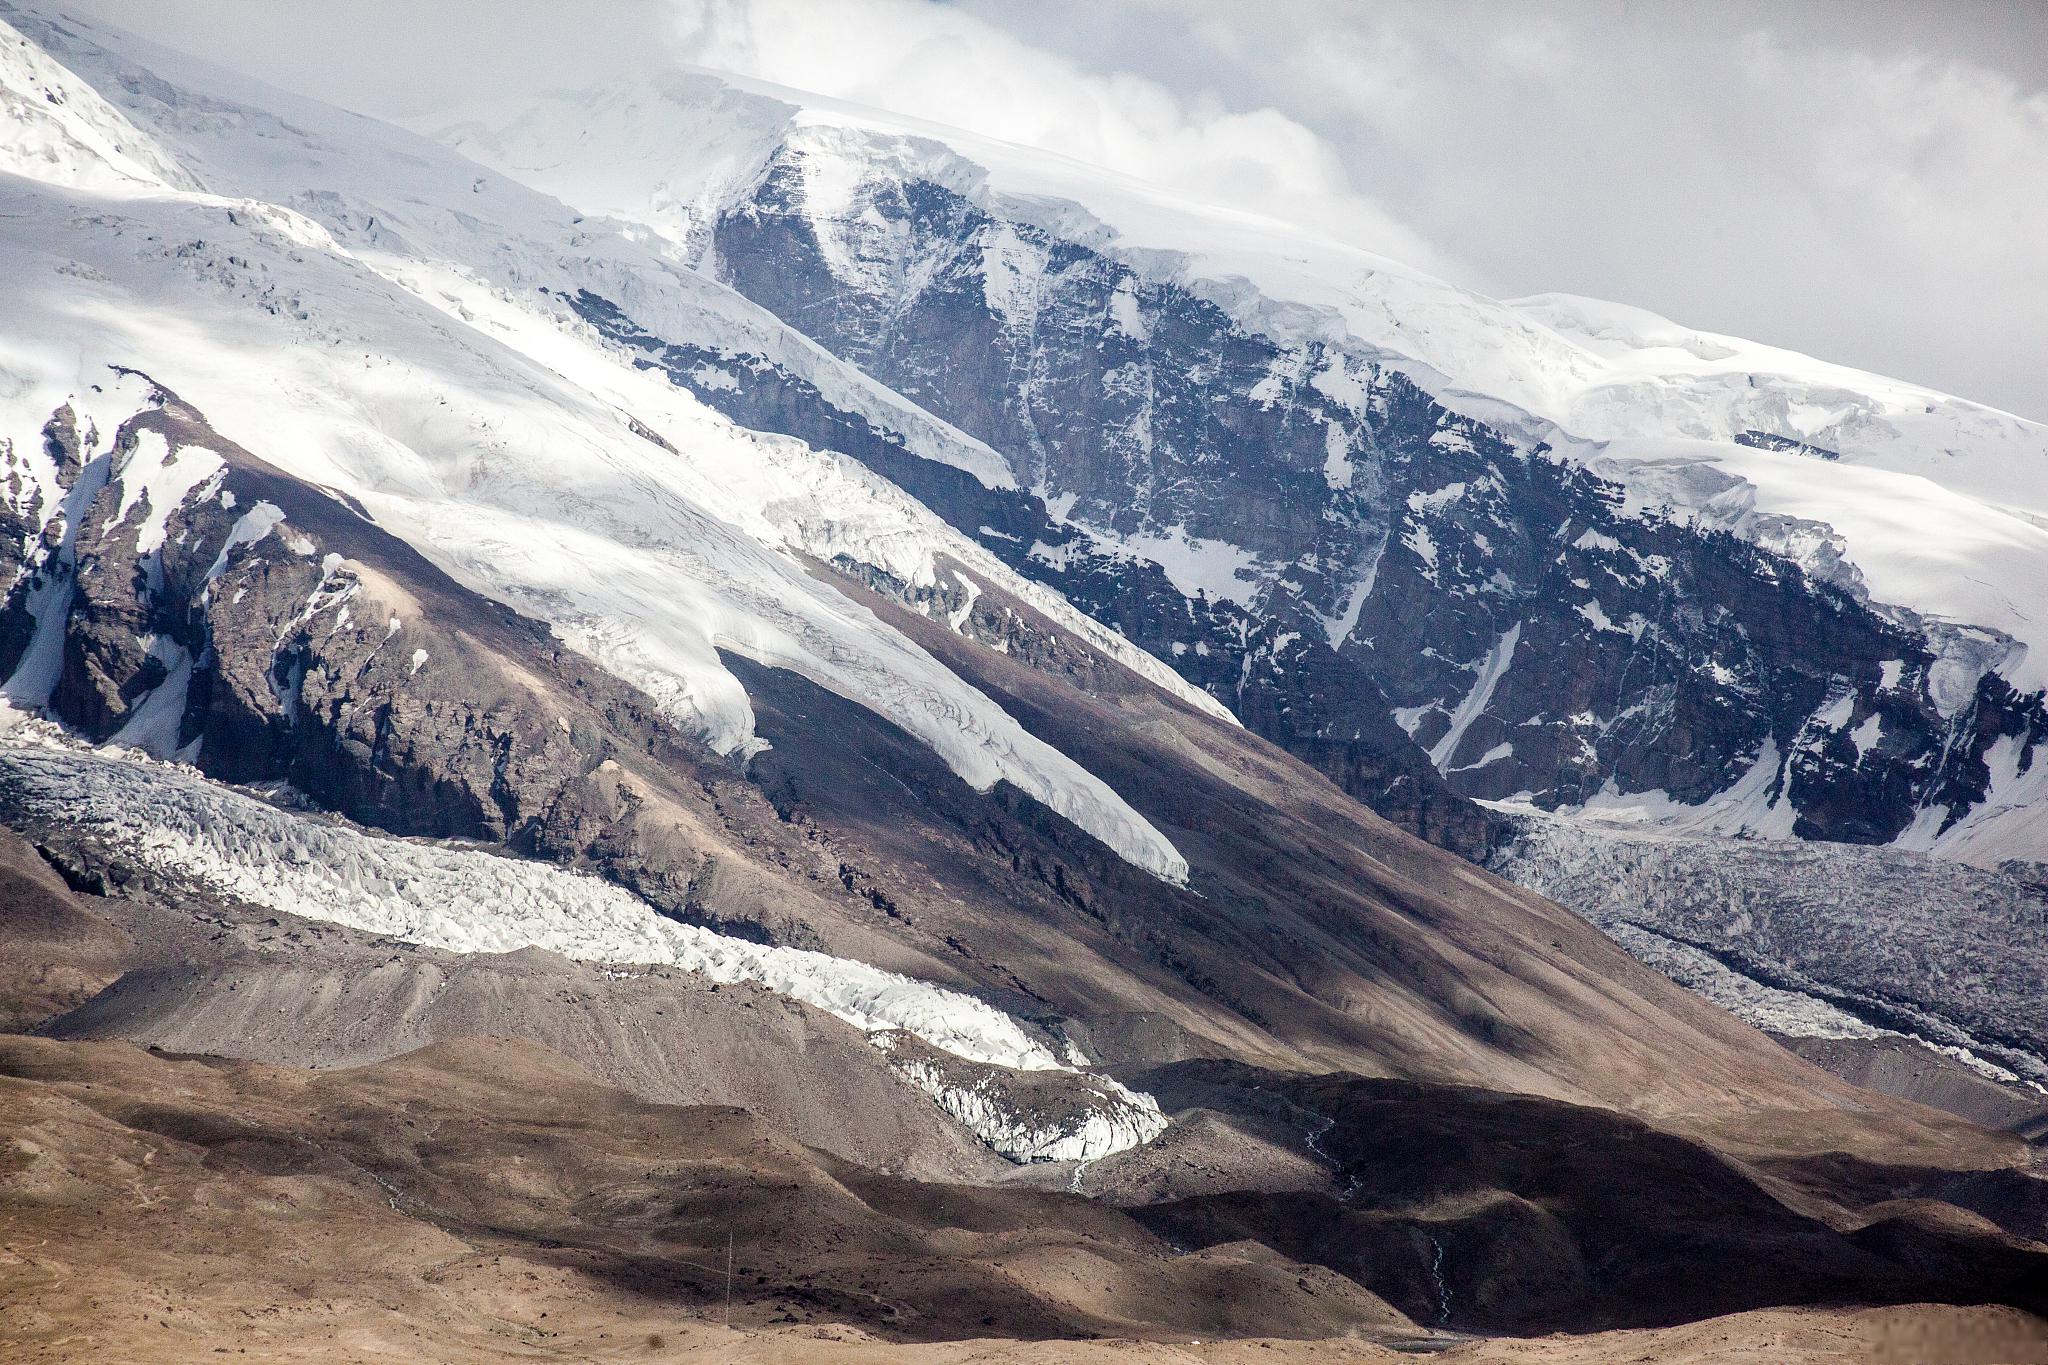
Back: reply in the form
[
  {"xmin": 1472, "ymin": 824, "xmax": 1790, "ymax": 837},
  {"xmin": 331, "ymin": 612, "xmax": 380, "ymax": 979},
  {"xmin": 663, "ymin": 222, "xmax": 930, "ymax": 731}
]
[{"xmin": 3, "ymin": 1029, "xmax": 2044, "ymax": 1365}]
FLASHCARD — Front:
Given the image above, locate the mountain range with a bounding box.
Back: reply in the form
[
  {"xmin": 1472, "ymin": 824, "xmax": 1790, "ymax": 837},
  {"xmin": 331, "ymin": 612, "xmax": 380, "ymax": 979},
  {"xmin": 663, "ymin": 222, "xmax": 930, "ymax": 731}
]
[{"xmin": 0, "ymin": 5, "xmax": 2042, "ymax": 1359}]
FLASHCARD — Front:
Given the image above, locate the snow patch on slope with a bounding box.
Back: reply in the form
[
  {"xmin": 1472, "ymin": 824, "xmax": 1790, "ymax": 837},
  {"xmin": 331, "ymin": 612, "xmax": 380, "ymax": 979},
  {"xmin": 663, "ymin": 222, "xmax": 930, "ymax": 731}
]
[
  {"xmin": 1103, "ymin": 526, "xmax": 1264, "ymax": 609},
  {"xmin": 1427, "ymin": 624, "xmax": 1520, "ymax": 772},
  {"xmin": 1896, "ymin": 732, "xmax": 2048, "ymax": 868},
  {"xmin": 1561, "ymin": 735, "xmax": 1799, "ymax": 842}
]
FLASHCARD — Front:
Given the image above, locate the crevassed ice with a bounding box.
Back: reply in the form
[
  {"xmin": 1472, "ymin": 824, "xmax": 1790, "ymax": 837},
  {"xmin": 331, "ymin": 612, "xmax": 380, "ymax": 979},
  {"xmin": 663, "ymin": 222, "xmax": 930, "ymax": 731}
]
[
  {"xmin": 0, "ymin": 739, "xmax": 1064, "ymax": 1068},
  {"xmin": 886, "ymin": 1057, "xmax": 1169, "ymax": 1164}
]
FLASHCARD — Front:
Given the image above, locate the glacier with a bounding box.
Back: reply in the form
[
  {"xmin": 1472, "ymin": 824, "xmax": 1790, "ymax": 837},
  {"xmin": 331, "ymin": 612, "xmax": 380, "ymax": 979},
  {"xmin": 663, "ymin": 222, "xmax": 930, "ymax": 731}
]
[
  {"xmin": 0, "ymin": 731, "xmax": 1168, "ymax": 1161},
  {"xmin": 1490, "ymin": 804, "xmax": 2048, "ymax": 1089},
  {"xmin": 429, "ymin": 60, "xmax": 2048, "ymax": 799}
]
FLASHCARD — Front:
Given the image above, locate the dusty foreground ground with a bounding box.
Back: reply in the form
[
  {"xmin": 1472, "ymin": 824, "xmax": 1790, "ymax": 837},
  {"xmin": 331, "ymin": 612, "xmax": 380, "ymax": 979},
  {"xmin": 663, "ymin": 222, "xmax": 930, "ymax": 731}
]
[
  {"xmin": 461, "ymin": 1307, "xmax": 2048, "ymax": 1364},
  {"xmin": 3, "ymin": 1028, "xmax": 2043, "ymax": 1365}
]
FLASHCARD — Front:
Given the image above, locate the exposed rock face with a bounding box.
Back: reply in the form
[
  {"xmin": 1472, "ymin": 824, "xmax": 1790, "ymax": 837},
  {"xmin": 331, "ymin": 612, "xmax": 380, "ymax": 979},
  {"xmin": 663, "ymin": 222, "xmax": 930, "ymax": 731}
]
[
  {"xmin": 667, "ymin": 145, "xmax": 2046, "ymax": 856},
  {"xmin": 0, "ymin": 386, "xmax": 824, "ymax": 953},
  {"xmin": 568, "ymin": 286, "xmax": 1497, "ymax": 859}
]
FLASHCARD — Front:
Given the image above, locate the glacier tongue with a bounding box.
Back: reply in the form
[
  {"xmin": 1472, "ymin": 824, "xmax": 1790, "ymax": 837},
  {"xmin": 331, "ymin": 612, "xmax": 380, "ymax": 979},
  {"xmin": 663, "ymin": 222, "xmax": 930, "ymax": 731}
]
[
  {"xmin": 0, "ymin": 735, "xmax": 1170, "ymax": 1161},
  {"xmin": 1490, "ymin": 803, "xmax": 2048, "ymax": 1089}
]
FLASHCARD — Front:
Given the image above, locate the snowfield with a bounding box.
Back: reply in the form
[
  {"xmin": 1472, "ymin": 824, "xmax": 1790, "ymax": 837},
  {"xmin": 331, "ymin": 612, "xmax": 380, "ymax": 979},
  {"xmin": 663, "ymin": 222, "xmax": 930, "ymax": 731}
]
[
  {"xmin": 0, "ymin": 734, "xmax": 1167, "ymax": 1160},
  {"xmin": 0, "ymin": 7, "xmax": 1201, "ymax": 884}
]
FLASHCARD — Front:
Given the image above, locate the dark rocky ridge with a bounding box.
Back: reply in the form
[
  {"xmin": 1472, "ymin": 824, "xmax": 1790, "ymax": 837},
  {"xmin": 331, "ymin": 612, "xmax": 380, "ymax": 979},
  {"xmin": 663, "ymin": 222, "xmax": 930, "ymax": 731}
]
[
  {"xmin": 1126, "ymin": 1060, "xmax": 2048, "ymax": 1336},
  {"xmin": 568, "ymin": 286, "xmax": 1495, "ymax": 859},
  {"xmin": 675, "ymin": 144, "xmax": 2045, "ymax": 857}
]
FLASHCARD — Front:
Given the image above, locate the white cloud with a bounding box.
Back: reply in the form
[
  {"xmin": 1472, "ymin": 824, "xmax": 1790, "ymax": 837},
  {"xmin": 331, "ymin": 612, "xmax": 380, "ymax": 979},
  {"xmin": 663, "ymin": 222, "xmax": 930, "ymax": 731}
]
[
  {"xmin": 665, "ymin": 0, "xmax": 1454, "ymax": 276},
  {"xmin": 957, "ymin": 0, "xmax": 2048, "ymax": 419},
  {"xmin": 58, "ymin": 0, "xmax": 674, "ymax": 116}
]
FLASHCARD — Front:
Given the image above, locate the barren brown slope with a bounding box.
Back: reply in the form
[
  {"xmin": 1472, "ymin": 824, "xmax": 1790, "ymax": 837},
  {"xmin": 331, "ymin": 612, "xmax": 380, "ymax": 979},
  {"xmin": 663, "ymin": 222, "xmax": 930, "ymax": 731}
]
[
  {"xmin": 21, "ymin": 849, "xmax": 2045, "ymax": 1339},
  {"xmin": 823, "ymin": 562, "xmax": 2015, "ymax": 1166},
  {"xmin": 0, "ymin": 1033, "xmax": 1413, "ymax": 1359},
  {"xmin": 16, "ymin": 382, "xmax": 1997, "ymax": 1165},
  {"xmin": 0, "ymin": 830, "xmax": 129, "ymax": 1032},
  {"xmin": 1115, "ymin": 1061, "xmax": 2048, "ymax": 1334},
  {"xmin": 37, "ymin": 880, "xmax": 1003, "ymax": 1183},
  {"xmin": 1, "ymin": 1031, "xmax": 2042, "ymax": 1364}
]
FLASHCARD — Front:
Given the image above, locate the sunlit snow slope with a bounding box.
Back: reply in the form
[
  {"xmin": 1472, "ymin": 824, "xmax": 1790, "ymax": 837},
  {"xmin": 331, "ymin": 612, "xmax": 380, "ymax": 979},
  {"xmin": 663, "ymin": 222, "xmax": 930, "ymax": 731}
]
[{"xmin": 0, "ymin": 5, "xmax": 1203, "ymax": 883}]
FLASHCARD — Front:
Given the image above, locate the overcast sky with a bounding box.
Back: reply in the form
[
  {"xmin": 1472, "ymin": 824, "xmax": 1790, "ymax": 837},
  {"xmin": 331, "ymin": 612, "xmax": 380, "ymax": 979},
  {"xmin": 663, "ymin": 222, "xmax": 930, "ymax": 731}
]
[{"xmin": 61, "ymin": 0, "xmax": 2048, "ymax": 419}]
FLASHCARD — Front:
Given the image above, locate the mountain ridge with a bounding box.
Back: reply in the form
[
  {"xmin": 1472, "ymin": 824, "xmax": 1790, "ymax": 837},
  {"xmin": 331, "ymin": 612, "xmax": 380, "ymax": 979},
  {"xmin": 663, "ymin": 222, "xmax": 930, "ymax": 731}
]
[{"xmin": 430, "ymin": 63, "xmax": 2048, "ymax": 868}]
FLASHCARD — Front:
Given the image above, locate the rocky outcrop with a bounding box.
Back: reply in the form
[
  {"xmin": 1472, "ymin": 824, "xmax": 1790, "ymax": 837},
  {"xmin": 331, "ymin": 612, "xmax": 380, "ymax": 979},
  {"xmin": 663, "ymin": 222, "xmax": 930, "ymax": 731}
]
[
  {"xmin": 0, "ymin": 383, "xmax": 822, "ymax": 943},
  {"xmin": 569, "ymin": 285, "xmax": 1499, "ymax": 859}
]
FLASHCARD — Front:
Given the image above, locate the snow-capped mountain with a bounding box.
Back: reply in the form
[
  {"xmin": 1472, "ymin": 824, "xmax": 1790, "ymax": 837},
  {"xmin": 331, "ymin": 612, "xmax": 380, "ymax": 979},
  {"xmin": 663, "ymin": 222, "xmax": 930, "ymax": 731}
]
[
  {"xmin": 441, "ymin": 71, "xmax": 2048, "ymax": 524},
  {"xmin": 2, "ymin": 4, "xmax": 2044, "ymax": 1350},
  {"xmin": 0, "ymin": 0, "xmax": 1850, "ymax": 1147},
  {"xmin": 0, "ymin": 5, "xmax": 1217, "ymax": 886},
  {"xmin": 435, "ymin": 70, "xmax": 2047, "ymax": 870}
]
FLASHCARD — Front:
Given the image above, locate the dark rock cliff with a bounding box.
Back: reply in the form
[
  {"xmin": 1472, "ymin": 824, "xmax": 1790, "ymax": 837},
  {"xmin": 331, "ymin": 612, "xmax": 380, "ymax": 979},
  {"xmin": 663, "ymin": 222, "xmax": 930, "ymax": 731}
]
[{"xmin": 648, "ymin": 146, "xmax": 2045, "ymax": 856}]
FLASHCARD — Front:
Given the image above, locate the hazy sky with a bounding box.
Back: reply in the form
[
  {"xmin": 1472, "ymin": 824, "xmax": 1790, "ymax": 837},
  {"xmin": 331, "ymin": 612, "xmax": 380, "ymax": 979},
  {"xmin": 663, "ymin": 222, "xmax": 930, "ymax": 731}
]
[{"xmin": 59, "ymin": 0, "xmax": 2048, "ymax": 419}]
